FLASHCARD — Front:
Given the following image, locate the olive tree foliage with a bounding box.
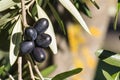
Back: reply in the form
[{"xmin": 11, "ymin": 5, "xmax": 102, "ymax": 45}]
[{"xmin": 0, "ymin": 0, "xmax": 119, "ymax": 80}]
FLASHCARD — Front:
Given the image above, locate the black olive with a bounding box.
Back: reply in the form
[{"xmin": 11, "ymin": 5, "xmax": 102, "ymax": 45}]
[
  {"xmin": 20, "ymin": 41, "xmax": 35, "ymax": 55},
  {"xmin": 34, "ymin": 18, "xmax": 49, "ymax": 34},
  {"xmin": 24, "ymin": 27, "xmax": 37, "ymax": 40},
  {"xmin": 35, "ymin": 33, "xmax": 52, "ymax": 48},
  {"xmin": 32, "ymin": 47, "xmax": 46, "ymax": 62}
]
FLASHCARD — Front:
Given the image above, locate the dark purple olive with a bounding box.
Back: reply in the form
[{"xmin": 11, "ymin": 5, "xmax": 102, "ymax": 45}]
[
  {"xmin": 24, "ymin": 27, "xmax": 37, "ymax": 40},
  {"xmin": 34, "ymin": 18, "xmax": 49, "ymax": 34},
  {"xmin": 32, "ymin": 47, "xmax": 46, "ymax": 62},
  {"xmin": 20, "ymin": 41, "xmax": 35, "ymax": 55},
  {"xmin": 35, "ymin": 33, "xmax": 52, "ymax": 48}
]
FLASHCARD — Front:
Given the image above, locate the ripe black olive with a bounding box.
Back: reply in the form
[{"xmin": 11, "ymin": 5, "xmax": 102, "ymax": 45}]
[
  {"xmin": 35, "ymin": 33, "xmax": 52, "ymax": 48},
  {"xmin": 20, "ymin": 41, "xmax": 35, "ymax": 55},
  {"xmin": 32, "ymin": 47, "xmax": 46, "ymax": 62},
  {"xmin": 24, "ymin": 27, "xmax": 37, "ymax": 40},
  {"xmin": 34, "ymin": 18, "xmax": 49, "ymax": 34}
]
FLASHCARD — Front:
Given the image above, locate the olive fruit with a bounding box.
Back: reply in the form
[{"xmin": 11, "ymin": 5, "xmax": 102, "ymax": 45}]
[
  {"xmin": 35, "ymin": 33, "xmax": 52, "ymax": 48},
  {"xmin": 20, "ymin": 41, "xmax": 35, "ymax": 55},
  {"xmin": 24, "ymin": 27, "xmax": 37, "ymax": 40},
  {"xmin": 34, "ymin": 18, "xmax": 49, "ymax": 34},
  {"xmin": 32, "ymin": 47, "xmax": 46, "ymax": 62}
]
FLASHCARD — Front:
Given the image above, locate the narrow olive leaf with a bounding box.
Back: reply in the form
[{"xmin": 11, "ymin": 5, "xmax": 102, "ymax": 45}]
[
  {"xmin": 0, "ymin": 13, "xmax": 11, "ymax": 19},
  {"xmin": 9, "ymin": 16, "xmax": 22, "ymax": 66},
  {"xmin": 0, "ymin": 66, "xmax": 5, "ymax": 75},
  {"xmin": 52, "ymin": 68, "xmax": 82, "ymax": 80},
  {"xmin": 36, "ymin": 3, "xmax": 58, "ymax": 54},
  {"xmin": 102, "ymin": 70, "xmax": 114, "ymax": 80},
  {"xmin": 0, "ymin": 18, "xmax": 12, "ymax": 26},
  {"xmin": 95, "ymin": 49, "xmax": 120, "ymax": 67},
  {"xmin": 1, "ymin": 9, "xmax": 19, "ymax": 20},
  {"xmin": 31, "ymin": 3, "xmax": 37, "ymax": 17},
  {"xmin": 30, "ymin": 0, "xmax": 43, "ymax": 19},
  {"xmin": 112, "ymin": 72, "xmax": 118, "ymax": 79},
  {"xmin": 114, "ymin": 3, "xmax": 120, "ymax": 30},
  {"xmin": 90, "ymin": 0, "xmax": 100, "ymax": 9},
  {"xmin": 82, "ymin": 4, "xmax": 92, "ymax": 18},
  {"xmin": 74, "ymin": 1, "xmax": 92, "ymax": 18},
  {"xmin": 59, "ymin": 0, "xmax": 91, "ymax": 34},
  {"xmin": 103, "ymin": 53, "xmax": 120, "ymax": 67},
  {"xmin": 0, "ymin": 0, "xmax": 17, "ymax": 12},
  {"xmin": 114, "ymin": 72, "xmax": 120, "ymax": 80},
  {"xmin": 41, "ymin": 65, "xmax": 57, "ymax": 77},
  {"xmin": 48, "ymin": 2, "xmax": 66, "ymax": 34},
  {"xmin": 37, "ymin": 0, "xmax": 43, "ymax": 6}
]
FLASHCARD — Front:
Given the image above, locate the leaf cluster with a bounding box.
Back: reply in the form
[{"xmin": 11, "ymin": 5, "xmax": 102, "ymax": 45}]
[
  {"xmin": 0, "ymin": 0, "xmax": 87, "ymax": 79},
  {"xmin": 96, "ymin": 49, "xmax": 120, "ymax": 79}
]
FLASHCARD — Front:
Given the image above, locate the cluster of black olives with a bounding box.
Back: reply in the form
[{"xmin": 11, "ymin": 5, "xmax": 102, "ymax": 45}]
[{"xmin": 20, "ymin": 18, "xmax": 52, "ymax": 63}]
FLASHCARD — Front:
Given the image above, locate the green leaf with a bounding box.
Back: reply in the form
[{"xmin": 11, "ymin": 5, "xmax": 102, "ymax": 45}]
[
  {"xmin": 9, "ymin": 16, "xmax": 22, "ymax": 66},
  {"xmin": 30, "ymin": 0, "xmax": 43, "ymax": 18},
  {"xmin": 82, "ymin": 5, "xmax": 92, "ymax": 18},
  {"xmin": 96, "ymin": 49, "xmax": 120, "ymax": 67},
  {"xmin": 0, "ymin": 0, "xmax": 17, "ymax": 12},
  {"xmin": 90, "ymin": 0, "xmax": 100, "ymax": 9},
  {"xmin": 73, "ymin": 1, "xmax": 92, "ymax": 18},
  {"xmin": 0, "ymin": 9, "xmax": 19, "ymax": 20},
  {"xmin": 0, "ymin": 66, "xmax": 5, "ymax": 75},
  {"xmin": 59, "ymin": 0, "xmax": 91, "ymax": 34},
  {"xmin": 112, "ymin": 72, "xmax": 120, "ymax": 80},
  {"xmin": 48, "ymin": 2, "xmax": 65, "ymax": 34},
  {"xmin": 102, "ymin": 70, "xmax": 114, "ymax": 80},
  {"xmin": 114, "ymin": 3, "xmax": 120, "ymax": 30},
  {"xmin": 41, "ymin": 65, "xmax": 57, "ymax": 77},
  {"xmin": 112, "ymin": 72, "xmax": 117, "ymax": 79},
  {"xmin": 31, "ymin": 3, "xmax": 37, "ymax": 17},
  {"xmin": 0, "ymin": 13, "xmax": 11, "ymax": 19},
  {"xmin": 52, "ymin": 68, "xmax": 82, "ymax": 80},
  {"xmin": 36, "ymin": 3, "xmax": 58, "ymax": 54},
  {"xmin": 0, "ymin": 18, "xmax": 13, "ymax": 26}
]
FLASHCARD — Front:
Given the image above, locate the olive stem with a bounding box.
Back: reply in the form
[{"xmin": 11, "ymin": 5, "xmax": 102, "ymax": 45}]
[
  {"xmin": 27, "ymin": 60, "xmax": 35, "ymax": 80},
  {"xmin": 26, "ymin": 0, "xmax": 35, "ymax": 10},
  {"xmin": 18, "ymin": 56, "xmax": 22, "ymax": 80},
  {"xmin": 31, "ymin": 55, "xmax": 44, "ymax": 80},
  {"xmin": 34, "ymin": 65, "xmax": 44, "ymax": 80},
  {"xmin": 25, "ymin": 54, "xmax": 44, "ymax": 80},
  {"xmin": 8, "ymin": 74, "xmax": 15, "ymax": 80},
  {"xmin": 21, "ymin": 0, "xmax": 28, "ymax": 27}
]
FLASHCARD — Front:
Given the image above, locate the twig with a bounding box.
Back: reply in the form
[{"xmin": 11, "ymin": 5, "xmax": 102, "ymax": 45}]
[
  {"xmin": 34, "ymin": 65, "xmax": 44, "ymax": 80},
  {"xmin": 18, "ymin": 56, "xmax": 22, "ymax": 80},
  {"xmin": 29, "ymin": 54, "xmax": 44, "ymax": 80},
  {"xmin": 27, "ymin": 60, "xmax": 35, "ymax": 80},
  {"xmin": 25, "ymin": 54, "xmax": 44, "ymax": 80},
  {"xmin": 21, "ymin": 0, "xmax": 28, "ymax": 27},
  {"xmin": 9, "ymin": 75, "xmax": 15, "ymax": 80},
  {"xmin": 26, "ymin": 0, "xmax": 35, "ymax": 10}
]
